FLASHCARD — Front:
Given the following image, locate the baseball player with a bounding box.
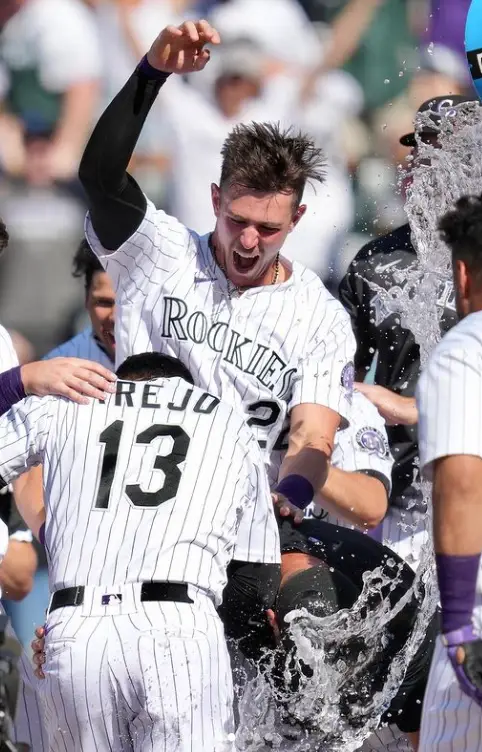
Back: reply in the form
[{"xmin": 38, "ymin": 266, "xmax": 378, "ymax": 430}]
[
  {"xmin": 79, "ymin": 18, "xmax": 356, "ymax": 520},
  {"xmin": 339, "ymin": 95, "xmax": 479, "ymax": 571},
  {"xmin": 0, "ymin": 351, "xmax": 280, "ymax": 751},
  {"xmin": 416, "ymin": 194, "xmax": 482, "ymax": 750}
]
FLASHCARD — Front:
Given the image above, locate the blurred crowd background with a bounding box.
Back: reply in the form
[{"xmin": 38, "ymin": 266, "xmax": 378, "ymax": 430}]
[{"xmin": 0, "ymin": 0, "xmax": 474, "ymax": 644}]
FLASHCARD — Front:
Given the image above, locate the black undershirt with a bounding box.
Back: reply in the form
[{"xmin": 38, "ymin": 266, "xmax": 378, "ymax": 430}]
[{"xmin": 79, "ymin": 66, "xmax": 170, "ymax": 250}]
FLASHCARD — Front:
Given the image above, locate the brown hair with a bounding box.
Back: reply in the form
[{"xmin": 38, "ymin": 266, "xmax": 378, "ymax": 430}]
[
  {"xmin": 220, "ymin": 122, "xmax": 325, "ymax": 206},
  {"xmin": 439, "ymin": 194, "xmax": 482, "ymax": 281}
]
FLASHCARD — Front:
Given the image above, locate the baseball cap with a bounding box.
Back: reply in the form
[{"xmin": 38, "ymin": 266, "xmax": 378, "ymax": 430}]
[
  {"xmin": 215, "ymin": 44, "xmax": 264, "ymax": 83},
  {"xmin": 275, "ymin": 564, "xmax": 358, "ymax": 630},
  {"xmin": 399, "ymin": 95, "xmax": 479, "ymax": 147}
]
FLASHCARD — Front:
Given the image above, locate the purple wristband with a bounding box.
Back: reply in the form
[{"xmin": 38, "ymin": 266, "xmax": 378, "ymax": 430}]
[
  {"xmin": 0, "ymin": 366, "xmax": 26, "ymax": 417},
  {"xmin": 137, "ymin": 55, "xmax": 171, "ymax": 82},
  {"xmin": 276, "ymin": 475, "xmax": 314, "ymax": 511},
  {"xmin": 437, "ymin": 553, "xmax": 480, "ymax": 634},
  {"xmin": 38, "ymin": 523, "xmax": 45, "ymax": 547}
]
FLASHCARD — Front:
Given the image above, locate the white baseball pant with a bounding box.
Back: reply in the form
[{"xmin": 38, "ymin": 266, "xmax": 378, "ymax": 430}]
[{"xmin": 37, "ymin": 583, "xmax": 235, "ymax": 752}]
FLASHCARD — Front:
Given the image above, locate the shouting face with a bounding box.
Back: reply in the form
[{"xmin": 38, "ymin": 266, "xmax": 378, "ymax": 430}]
[{"xmin": 211, "ymin": 183, "xmax": 305, "ymax": 289}]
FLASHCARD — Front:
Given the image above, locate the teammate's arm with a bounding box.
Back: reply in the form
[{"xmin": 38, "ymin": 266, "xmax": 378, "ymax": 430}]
[
  {"xmin": 0, "ymin": 358, "xmax": 116, "ymax": 416},
  {"xmin": 316, "ymin": 466, "xmax": 388, "ymax": 530},
  {"xmin": 274, "ymin": 304, "xmax": 356, "ymax": 518},
  {"xmin": 418, "ymin": 346, "xmax": 482, "ymax": 706},
  {"xmin": 79, "ymin": 19, "xmax": 220, "ymax": 251},
  {"xmin": 355, "ymin": 382, "xmax": 418, "ymax": 426}
]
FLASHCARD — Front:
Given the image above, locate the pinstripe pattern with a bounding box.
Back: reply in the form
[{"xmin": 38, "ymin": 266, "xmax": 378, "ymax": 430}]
[
  {"xmin": 416, "ymin": 311, "xmax": 482, "ymax": 750},
  {"xmin": 38, "ymin": 591, "xmax": 235, "ymax": 751},
  {"xmin": 85, "ymin": 197, "xmax": 355, "ymax": 465},
  {"xmin": 0, "ymin": 378, "xmax": 279, "ymax": 602},
  {"xmin": 43, "ymin": 327, "xmax": 113, "ymax": 369},
  {"xmin": 0, "ymin": 324, "xmax": 18, "ymax": 373},
  {"xmin": 419, "ymin": 630, "xmax": 482, "ymax": 751}
]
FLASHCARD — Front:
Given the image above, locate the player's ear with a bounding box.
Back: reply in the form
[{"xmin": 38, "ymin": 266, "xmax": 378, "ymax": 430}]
[
  {"xmin": 289, "ymin": 204, "xmax": 306, "ymax": 232},
  {"xmin": 211, "ymin": 184, "xmax": 221, "ymax": 217}
]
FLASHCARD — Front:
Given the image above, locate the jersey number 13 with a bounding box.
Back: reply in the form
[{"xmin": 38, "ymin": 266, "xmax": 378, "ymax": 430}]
[{"xmin": 94, "ymin": 420, "xmax": 190, "ymax": 510}]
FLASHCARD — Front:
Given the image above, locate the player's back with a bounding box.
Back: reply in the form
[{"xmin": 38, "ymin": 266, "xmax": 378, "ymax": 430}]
[{"xmin": 40, "ymin": 377, "xmax": 267, "ymax": 602}]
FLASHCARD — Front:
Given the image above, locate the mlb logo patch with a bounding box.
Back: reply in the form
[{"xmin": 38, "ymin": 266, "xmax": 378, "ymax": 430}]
[{"xmin": 102, "ymin": 593, "xmax": 123, "ymax": 606}]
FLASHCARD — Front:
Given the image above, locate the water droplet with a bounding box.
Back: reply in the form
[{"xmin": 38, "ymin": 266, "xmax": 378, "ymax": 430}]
[
  {"xmin": 384, "ymin": 78, "xmax": 390, "ymax": 85},
  {"xmin": 427, "ymin": 41, "xmax": 434, "ymax": 55},
  {"xmin": 382, "ymin": 123, "xmax": 387, "ymax": 130},
  {"xmin": 398, "ymin": 71, "xmax": 404, "ymax": 78}
]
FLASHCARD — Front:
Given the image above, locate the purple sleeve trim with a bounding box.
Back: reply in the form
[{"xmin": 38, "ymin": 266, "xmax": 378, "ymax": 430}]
[
  {"xmin": 436, "ymin": 553, "xmax": 480, "ymax": 634},
  {"xmin": 0, "ymin": 367, "xmax": 26, "ymax": 417},
  {"xmin": 276, "ymin": 474, "xmax": 314, "ymax": 511},
  {"xmin": 38, "ymin": 523, "xmax": 45, "ymax": 547},
  {"xmin": 137, "ymin": 55, "xmax": 171, "ymax": 82}
]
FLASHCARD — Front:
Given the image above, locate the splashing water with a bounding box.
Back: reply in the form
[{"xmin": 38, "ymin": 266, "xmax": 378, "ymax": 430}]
[{"xmin": 237, "ymin": 101, "xmax": 482, "ymax": 751}]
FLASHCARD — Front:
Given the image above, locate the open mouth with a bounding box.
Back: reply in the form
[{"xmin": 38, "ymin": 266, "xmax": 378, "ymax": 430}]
[{"xmin": 233, "ymin": 250, "xmax": 259, "ymax": 273}]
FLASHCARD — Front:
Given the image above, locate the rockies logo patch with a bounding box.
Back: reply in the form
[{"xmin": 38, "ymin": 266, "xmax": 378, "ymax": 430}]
[
  {"xmin": 341, "ymin": 362, "xmax": 355, "ymax": 391},
  {"xmin": 356, "ymin": 427, "xmax": 389, "ymax": 459}
]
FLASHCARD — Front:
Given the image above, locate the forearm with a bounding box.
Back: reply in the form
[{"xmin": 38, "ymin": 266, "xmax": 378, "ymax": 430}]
[
  {"xmin": 320, "ymin": 0, "xmax": 384, "ymax": 72},
  {"xmin": 78, "ymin": 61, "xmax": 169, "ymax": 250},
  {"xmin": 432, "ymin": 456, "xmax": 482, "ymax": 634},
  {"xmin": 0, "ymin": 367, "xmax": 25, "ymax": 416},
  {"xmin": 0, "ymin": 541, "xmax": 37, "ymax": 601},
  {"xmin": 279, "ymin": 441, "xmax": 331, "ymax": 495},
  {"xmin": 318, "ymin": 467, "xmax": 387, "ymax": 529},
  {"xmin": 12, "ymin": 468, "xmax": 45, "ymax": 539}
]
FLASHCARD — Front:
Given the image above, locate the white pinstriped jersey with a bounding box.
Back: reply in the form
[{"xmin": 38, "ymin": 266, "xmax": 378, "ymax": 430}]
[
  {"xmin": 44, "ymin": 326, "xmax": 113, "ymax": 368},
  {"xmin": 0, "ymin": 324, "xmax": 18, "ymax": 562},
  {"xmin": 418, "ymin": 310, "xmax": 482, "ymax": 478},
  {"xmin": 0, "ymin": 377, "xmax": 279, "ymax": 604},
  {"xmin": 306, "ymin": 390, "xmax": 394, "ymax": 525},
  {"xmin": 0, "ymin": 324, "xmax": 18, "ymax": 372},
  {"xmin": 85, "ymin": 198, "xmax": 355, "ymax": 463}
]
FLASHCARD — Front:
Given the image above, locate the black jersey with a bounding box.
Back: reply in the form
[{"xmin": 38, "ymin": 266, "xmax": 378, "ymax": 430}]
[{"xmin": 339, "ymin": 223, "xmax": 457, "ymax": 509}]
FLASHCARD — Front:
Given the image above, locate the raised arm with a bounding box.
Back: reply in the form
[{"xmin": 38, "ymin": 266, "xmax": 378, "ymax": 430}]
[{"xmin": 78, "ymin": 19, "xmax": 220, "ymax": 252}]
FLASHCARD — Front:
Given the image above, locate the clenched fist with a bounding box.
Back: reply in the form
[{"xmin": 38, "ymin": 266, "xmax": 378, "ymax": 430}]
[{"xmin": 146, "ymin": 19, "xmax": 221, "ymax": 75}]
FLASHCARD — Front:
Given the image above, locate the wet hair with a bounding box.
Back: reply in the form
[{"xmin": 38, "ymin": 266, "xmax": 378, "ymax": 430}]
[
  {"xmin": 0, "ymin": 219, "xmax": 9, "ymax": 257},
  {"xmin": 439, "ymin": 194, "xmax": 482, "ymax": 281},
  {"xmin": 219, "ymin": 122, "xmax": 325, "ymax": 207},
  {"xmin": 116, "ymin": 353, "xmax": 194, "ymax": 384},
  {"xmin": 72, "ymin": 239, "xmax": 104, "ymax": 293}
]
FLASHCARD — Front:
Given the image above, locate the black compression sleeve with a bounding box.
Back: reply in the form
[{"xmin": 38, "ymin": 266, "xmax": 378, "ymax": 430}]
[{"xmin": 78, "ymin": 66, "xmax": 170, "ymax": 251}]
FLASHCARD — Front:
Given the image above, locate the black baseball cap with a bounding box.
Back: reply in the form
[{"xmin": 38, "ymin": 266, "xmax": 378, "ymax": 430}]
[
  {"xmin": 399, "ymin": 95, "xmax": 479, "ymax": 147},
  {"xmin": 275, "ymin": 564, "xmax": 358, "ymax": 630}
]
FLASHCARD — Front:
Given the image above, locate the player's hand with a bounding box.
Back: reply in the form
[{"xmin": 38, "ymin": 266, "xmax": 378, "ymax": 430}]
[
  {"xmin": 444, "ymin": 627, "xmax": 482, "ymax": 707},
  {"xmin": 21, "ymin": 358, "xmax": 117, "ymax": 405},
  {"xmin": 146, "ymin": 19, "xmax": 221, "ymax": 75},
  {"xmin": 354, "ymin": 382, "xmax": 418, "ymax": 426},
  {"xmin": 31, "ymin": 625, "xmax": 46, "ymax": 680},
  {"xmin": 271, "ymin": 492, "xmax": 304, "ymax": 525}
]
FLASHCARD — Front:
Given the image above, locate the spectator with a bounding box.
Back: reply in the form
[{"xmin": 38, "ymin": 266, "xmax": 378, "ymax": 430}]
[{"xmin": 0, "ymin": 0, "xmax": 102, "ymax": 187}]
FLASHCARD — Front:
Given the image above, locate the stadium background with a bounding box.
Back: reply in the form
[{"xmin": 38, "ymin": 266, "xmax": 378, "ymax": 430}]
[{"xmin": 0, "ymin": 0, "xmax": 471, "ymax": 647}]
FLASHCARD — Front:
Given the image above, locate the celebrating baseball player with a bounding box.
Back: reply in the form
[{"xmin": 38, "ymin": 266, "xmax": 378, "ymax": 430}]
[
  {"xmin": 0, "ymin": 351, "xmax": 280, "ymax": 751},
  {"xmin": 78, "ymin": 18, "xmax": 356, "ymax": 520},
  {"xmin": 417, "ymin": 194, "xmax": 482, "ymax": 750}
]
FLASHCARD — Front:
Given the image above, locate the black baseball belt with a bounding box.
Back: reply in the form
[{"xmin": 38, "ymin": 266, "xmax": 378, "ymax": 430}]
[{"xmin": 48, "ymin": 581, "xmax": 194, "ymax": 614}]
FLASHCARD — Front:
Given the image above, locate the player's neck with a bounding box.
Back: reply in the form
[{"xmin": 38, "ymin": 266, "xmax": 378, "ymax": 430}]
[
  {"xmin": 281, "ymin": 553, "xmax": 324, "ymax": 585},
  {"xmin": 210, "ymin": 234, "xmax": 290, "ymax": 292}
]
